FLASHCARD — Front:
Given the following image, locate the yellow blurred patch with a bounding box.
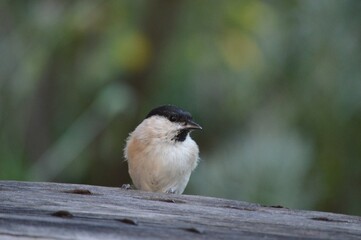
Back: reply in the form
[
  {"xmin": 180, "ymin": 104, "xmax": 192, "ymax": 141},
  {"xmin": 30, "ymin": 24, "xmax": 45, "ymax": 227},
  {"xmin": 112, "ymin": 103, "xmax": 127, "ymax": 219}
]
[
  {"xmin": 220, "ymin": 30, "xmax": 263, "ymax": 71},
  {"xmin": 226, "ymin": 1, "xmax": 272, "ymax": 31},
  {"xmin": 115, "ymin": 31, "xmax": 151, "ymax": 72}
]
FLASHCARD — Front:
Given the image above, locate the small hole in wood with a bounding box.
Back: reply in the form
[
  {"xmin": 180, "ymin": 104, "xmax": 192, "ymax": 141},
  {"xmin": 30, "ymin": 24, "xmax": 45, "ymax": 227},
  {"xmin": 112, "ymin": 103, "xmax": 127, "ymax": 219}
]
[
  {"xmin": 269, "ymin": 205, "xmax": 286, "ymax": 209},
  {"xmin": 311, "ymin": 217, "xmax": 330, "ymax": 221},
  {"xmin": 223, "ymin": 205, "xmax": 256, "ymax": 211},
  {"xmin": 63, "ymin": 189, "xmax": 92, "ymax": 195},
  {"xmin": 183, "ymin": 227, "xmax": 204, "ymax": 234},
  {"xmin": 310, "ymin": 217, "xmax": 347, "ymax": 223},
  {"xmin": 146, "ymin": 197, "xmax": 186, "ymax": 204},
  {"xmin": 51, "ymin": 210, "xmax": 73, "ymax": 218},
  {"xmin": 116, "ymin": 218, "xmax": 139, "ymax": 226}
]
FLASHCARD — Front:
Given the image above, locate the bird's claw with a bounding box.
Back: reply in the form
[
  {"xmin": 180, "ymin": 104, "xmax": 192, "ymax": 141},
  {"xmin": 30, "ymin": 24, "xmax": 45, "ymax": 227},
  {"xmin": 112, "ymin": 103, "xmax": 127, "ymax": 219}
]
[{"xmin": 121, "ymin": 184, "xmax": 133, "ymax": 190}]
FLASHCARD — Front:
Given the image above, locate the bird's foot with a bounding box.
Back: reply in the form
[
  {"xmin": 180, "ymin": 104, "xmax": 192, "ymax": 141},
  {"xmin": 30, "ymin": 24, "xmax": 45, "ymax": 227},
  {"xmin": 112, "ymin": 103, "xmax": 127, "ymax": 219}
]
[
  {"xmin": 121, "ymin": 184, "xmax": 133, "ymax": 190},
  {"xmin": 166, "ymin": 188, "xmax": 177, "ymax": 194}
]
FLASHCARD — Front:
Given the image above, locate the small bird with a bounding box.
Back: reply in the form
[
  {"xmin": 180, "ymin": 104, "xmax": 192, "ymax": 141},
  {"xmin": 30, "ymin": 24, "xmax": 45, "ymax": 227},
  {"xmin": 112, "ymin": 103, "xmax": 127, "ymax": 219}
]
[{"xmin": 124, "ymin": 105, "xmax": 202, "ymax": 194}]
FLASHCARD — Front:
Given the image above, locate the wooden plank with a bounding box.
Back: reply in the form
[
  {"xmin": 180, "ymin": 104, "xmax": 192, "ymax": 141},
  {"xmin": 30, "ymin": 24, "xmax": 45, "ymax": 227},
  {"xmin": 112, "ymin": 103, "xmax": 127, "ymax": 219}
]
[{"xmin": 0, "ymin": 181, "xmax": 360, "ymax": 239}]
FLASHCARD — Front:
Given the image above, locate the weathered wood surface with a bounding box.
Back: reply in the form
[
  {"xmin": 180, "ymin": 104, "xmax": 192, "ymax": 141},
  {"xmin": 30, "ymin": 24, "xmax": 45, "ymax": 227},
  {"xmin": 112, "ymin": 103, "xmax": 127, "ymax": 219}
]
[{"xmin": 0, "ymin": 181, "xmax": 360, "ymax": 240}]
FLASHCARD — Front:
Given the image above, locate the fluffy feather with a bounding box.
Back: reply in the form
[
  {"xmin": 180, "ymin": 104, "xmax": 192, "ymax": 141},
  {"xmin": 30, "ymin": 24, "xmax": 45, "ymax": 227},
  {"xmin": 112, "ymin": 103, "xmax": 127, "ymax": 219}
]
[{"xmin": 124, "ymin": 115, "xmax": 200, "ymax": 194}]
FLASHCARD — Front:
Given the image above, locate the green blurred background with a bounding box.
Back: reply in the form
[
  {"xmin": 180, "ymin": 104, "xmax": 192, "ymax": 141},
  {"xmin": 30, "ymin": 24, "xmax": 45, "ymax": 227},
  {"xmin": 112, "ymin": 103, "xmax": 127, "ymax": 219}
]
[{"xmin": 1, "ymin": 0, "xmax": 361, "ymax": 216}]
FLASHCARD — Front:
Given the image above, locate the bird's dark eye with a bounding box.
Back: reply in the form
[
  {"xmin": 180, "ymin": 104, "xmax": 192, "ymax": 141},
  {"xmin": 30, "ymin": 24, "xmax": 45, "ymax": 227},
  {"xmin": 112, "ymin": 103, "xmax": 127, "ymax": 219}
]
[{"xmin": 169, "ymin": 115, "xmax": 178, "ymax": 122}]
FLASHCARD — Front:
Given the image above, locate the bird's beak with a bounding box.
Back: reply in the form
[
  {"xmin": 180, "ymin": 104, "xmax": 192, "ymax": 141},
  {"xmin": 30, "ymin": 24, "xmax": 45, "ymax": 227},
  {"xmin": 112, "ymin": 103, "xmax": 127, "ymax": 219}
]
[{"xmin": 184, "ymin": 120, "xmax": 202, "ymax": 130}]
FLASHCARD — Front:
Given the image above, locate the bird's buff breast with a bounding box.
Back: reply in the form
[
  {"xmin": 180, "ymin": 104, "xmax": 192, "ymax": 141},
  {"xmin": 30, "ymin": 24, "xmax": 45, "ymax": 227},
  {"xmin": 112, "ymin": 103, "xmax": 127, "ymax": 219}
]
[{"xmin": 125, "ymin": 134, "xmax": 199, "ymax": 194}]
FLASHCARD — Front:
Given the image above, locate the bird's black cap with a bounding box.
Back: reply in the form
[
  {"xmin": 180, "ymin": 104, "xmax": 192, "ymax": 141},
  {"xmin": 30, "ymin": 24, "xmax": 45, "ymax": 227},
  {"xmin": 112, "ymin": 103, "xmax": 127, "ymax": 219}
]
[
  {"xmin": 146, "ymin": 105, "xmax": 202, "ymax": 142},
  {"xmin": 146, "ymin": 105, "xmax": 202, "ymax": 129}
]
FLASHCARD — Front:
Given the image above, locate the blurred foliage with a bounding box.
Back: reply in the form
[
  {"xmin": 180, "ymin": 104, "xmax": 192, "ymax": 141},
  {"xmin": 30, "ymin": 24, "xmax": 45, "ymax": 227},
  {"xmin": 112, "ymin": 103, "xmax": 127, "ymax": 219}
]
[{"xmin": 1, "ymin": 0, "xmax": 361, "ymax": 216}]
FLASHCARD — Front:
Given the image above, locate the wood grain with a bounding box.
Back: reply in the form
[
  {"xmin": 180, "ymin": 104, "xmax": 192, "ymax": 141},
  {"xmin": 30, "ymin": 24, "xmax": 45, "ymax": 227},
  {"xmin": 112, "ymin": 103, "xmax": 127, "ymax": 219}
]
[{"xmin": 0, "ymin": 181, "xmax": 360, "ymax": 239}]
